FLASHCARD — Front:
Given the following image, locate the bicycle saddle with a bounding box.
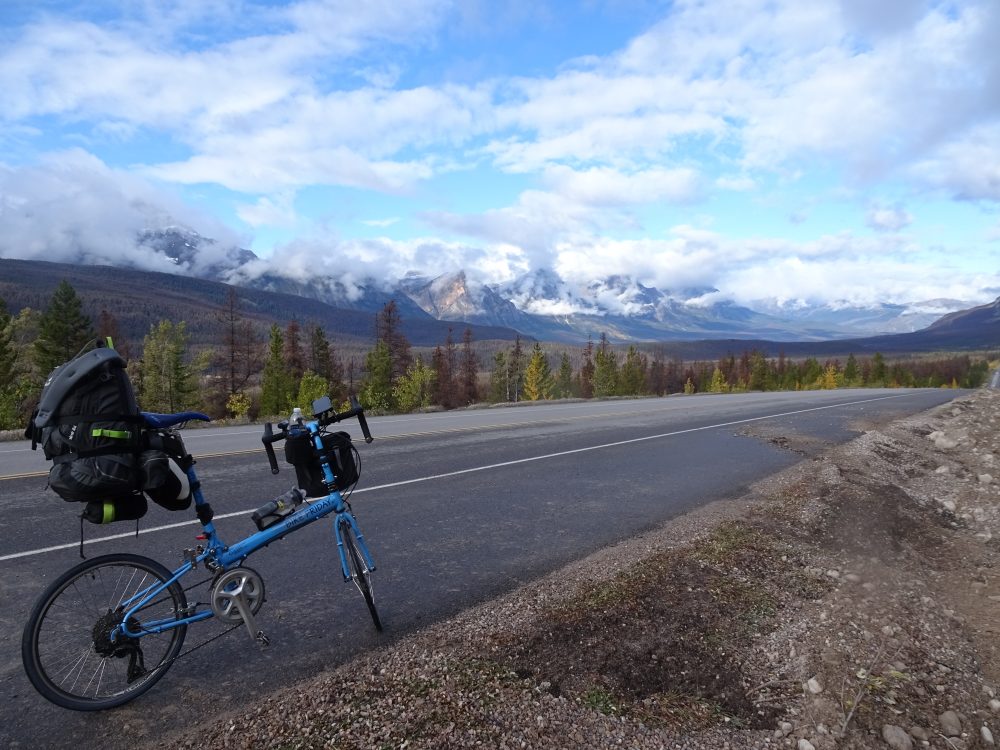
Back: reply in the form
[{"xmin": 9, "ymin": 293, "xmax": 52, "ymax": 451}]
[{"xmin": 141, "ymin": 411, "xmax": 212, "ymax": 428}]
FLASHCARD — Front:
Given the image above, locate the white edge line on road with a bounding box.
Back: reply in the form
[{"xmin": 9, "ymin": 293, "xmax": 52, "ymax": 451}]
[{"xmin": 0, "ymin": 393, "xmax": 908, "ymax": 563}]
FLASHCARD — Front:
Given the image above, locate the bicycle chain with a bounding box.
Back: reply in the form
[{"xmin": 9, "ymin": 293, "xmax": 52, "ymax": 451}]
[{"xmin": 140, "ymin": 573, "xmax": 244, "ymax": 670}]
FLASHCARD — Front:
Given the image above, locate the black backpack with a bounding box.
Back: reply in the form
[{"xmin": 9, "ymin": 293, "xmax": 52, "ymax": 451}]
[{"xmin": 26, "ymin": 340, "xmax": 148, "ymax": 521}]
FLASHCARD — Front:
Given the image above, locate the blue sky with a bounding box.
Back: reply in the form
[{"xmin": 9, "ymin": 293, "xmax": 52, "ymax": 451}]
[{"xmin": 1, "ymin": 0, "xmax": 998, "ymax": 311}]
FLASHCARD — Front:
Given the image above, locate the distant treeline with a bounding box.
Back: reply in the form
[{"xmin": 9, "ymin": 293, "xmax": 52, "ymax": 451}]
[{"xmin": 0, "ymin": 281, "xmax": 993, "ymax": 431}]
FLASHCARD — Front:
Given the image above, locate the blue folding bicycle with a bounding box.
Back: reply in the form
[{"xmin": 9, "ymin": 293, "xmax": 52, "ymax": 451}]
[{"xmin": 21, "ymin": 395, "xmax": 380, "ymax": 711}]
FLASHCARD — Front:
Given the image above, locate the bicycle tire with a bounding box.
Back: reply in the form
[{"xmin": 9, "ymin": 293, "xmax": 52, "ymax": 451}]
[
  {"xmin": 22, "ymin": 553, "xmax": 188, "ymax": 711},
  {"xmin": 339, "ymin": 519, "xmax": 382, "ymax": 631}
]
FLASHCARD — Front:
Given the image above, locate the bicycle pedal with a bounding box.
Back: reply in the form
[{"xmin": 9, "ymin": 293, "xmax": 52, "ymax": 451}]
[{"xmin": 255, "ymin": 630, "xmax": 270, "ymax": 648}]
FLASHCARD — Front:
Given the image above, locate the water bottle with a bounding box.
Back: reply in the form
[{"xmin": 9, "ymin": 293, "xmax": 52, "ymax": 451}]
[
  {"xmin": 290, "ymin": 407, "xmax": 303, "ymax": 424},
  {"xmin": 251, "ymin": 487, "xmax": 305, "ymax": 531}
]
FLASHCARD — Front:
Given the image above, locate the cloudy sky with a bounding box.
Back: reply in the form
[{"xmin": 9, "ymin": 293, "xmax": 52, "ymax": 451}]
[{"xmin": 1, "ymin": 0, "xmax": 998, "ymax": 309}]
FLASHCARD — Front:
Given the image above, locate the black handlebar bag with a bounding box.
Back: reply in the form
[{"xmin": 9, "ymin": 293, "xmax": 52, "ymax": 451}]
[
  {"xmin": 283, "ymin": 430, "xmax": 359, "ymax": 497},
  {"xmin": 25, "ymin": 343, "xmax": 147, "ymax": 519}
]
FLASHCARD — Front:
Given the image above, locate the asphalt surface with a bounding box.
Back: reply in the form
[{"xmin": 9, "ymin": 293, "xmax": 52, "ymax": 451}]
[{"xmin": 0, "ymin": 389, "xmax": 968, "ymax": 748}]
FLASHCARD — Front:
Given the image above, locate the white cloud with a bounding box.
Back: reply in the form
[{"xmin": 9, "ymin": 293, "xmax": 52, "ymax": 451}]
[
  {"xmin": 361, "ymin": 217, "xmax": 401, "ymax": 227},
  {"xmin": 0, "ymin": 150, "xmax": 242, "ymax": 272},
  {"xmin": 865, "ymin": 203, "xmax": 912, "ymax": 233},
  {"xmin": 236, "ymin": 192, "xmax": 299, "ymax": 228}
]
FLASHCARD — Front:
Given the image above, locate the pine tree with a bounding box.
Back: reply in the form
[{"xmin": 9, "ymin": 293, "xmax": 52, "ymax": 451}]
[
  {"xmin": 508, "ymin": 335, "xmax": 526, "ymax": 402},
  {"xmin": 376, "ymin": 300, "xmax": 412, "ymax": 382},
  {"xmin": 140, "ymin": 320, "xmax": 200, "ymax": 412},
  {"xmin": 578, "ymin": 338, "xmax": 595, "ymax": 398},
  {"xmin": 489, "ymin": 350, "xmax": 509, "ymax": 402},
  {"xmin": 553, "ymin": 352, "xmax": 573, "ymax": 399},
  {"xmin": 593, "ymin": 334, "xmax": 618, "ymax": 397},
  {"xmin": 361, "ymin": 340, "xmax": 394, "ymax": 412},
  {"xmin": 871, "ymin": 353, "xmax": 887, "ymax": 386},
  {"xmin": 309, "ymin": 323, "xmax": 346, "ymax": 403},
  {"xmin": 283, "ymin": 319, "xmax": 306, "ymax": 387},
  {"xmin": 260, "ymin": 324, "xmax": 290, "ymax": 417},
  {"xmin": 618, "ymin": 345, "xmax": 647, "ymax": 396},
  {"xmin": 844, "ymin": 353, "xmax": 859, "ymax": 385},
  {"xmin": 33, "ymin": 280, "xmax": 95, "ymax": 375},
  {"xmin": 523, "ymin": 342, "xmax": 553, "ymax": 401}
]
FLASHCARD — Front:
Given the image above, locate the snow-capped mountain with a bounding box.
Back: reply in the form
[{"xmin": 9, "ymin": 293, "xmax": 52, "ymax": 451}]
[
  {"xmin": 137, "ymin": 227, "xmax": 257, "ymax": 280},
  {"xmin": 16, "ymin": 222, "xmax": 975, "ymax": 342}
]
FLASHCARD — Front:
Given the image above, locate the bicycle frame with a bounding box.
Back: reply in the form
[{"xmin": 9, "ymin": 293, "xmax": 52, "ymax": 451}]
[{"xmin": 117, "ymin": 419, "xmax": 376, "ymax": 640}]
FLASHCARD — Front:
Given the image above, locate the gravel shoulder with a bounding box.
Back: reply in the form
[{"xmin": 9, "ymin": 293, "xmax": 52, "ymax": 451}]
[{"xmin": 156, "ymin": 388, "xmax": 1000, "ymax": 750}]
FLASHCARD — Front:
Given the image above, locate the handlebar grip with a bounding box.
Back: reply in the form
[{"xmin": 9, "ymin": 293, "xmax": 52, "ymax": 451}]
[
  {"xmin": 350, "ymin": 395, "xmax": 374, "ymax": 444},
  {"xmin": 262, "ymin": 422, "xmax": 280, "ymax": 475}
]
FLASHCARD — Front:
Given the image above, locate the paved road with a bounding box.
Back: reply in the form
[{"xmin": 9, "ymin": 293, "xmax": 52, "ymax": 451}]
[{"xmin": 0, "ymin": 389, "xmax": 967, "ymax": 748}]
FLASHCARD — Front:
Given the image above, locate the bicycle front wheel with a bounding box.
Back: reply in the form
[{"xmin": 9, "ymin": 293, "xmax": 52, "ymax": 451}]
[
  {"xmin": 22, "ymin": 553, "xmax": 188, "ymax": 711},
  {"xmin": 339, "ymin": 519, "xmax": 383, "ymax": 631}
]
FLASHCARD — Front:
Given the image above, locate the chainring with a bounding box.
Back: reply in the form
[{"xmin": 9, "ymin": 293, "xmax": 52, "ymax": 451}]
[{"xmin": 210, "ymin": 567, "xmax": 266, "ymax": 624}]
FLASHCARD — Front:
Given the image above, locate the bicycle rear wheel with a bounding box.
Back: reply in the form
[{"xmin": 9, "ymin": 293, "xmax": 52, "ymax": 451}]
[
  {"xmin": 339, "ymin": 519, "xmax": 382, "ymax": 631},
  {"xmin": 21, "ymin": 553, "xmax": 187, "ymax": 711}
]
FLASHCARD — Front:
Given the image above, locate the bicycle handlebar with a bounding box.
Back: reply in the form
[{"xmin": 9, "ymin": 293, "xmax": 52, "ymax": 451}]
[{"xmin": 261, "ymin": 396, "xmax": 374, "ymax": 475}]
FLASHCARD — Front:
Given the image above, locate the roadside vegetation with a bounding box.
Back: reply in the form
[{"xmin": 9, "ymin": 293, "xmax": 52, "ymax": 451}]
[{"xmin": 0, "ymin": 281, "xmax": 993, "ymax": 432}]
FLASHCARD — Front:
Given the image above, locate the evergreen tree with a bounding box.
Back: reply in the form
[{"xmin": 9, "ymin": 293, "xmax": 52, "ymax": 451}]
[
  {"xmin": 749, "ymin": 351, "xmax": 769, "ymax": 391},
  {"xmin": 523, "ymin": 342, "xmax": 553, "ymax": 401},
  {"xmin": 309, "ymin": 323, "xmax": 346, "ymax": 403},
  {"xmin": 593, "ymin": 333, "xmax": 618, "ymax": 397},
  {"xmin": 283, "ymin": 319, "xmax": 306, "ymax": 386},
  {"xmin": 140, "ymin": 320, "xmax": 201, "ymax": 413},
  {"xmin": 361, "ymin": 340, "xmax": 394, "ymax": 412},
  {"xmin": 376, "ymin": 300, "xmax": 412, "ymax": 382},
  {"xmin": 844, "ymin": 354, "xmax": 859, "ymax": 385},
  {"xmin": 578, "ymin": 338, "xmax": 595, "ymax": 398},
  {"xmin": 508, "ymin": 335, "xmax": 526, "ymax": 402},
  {"xmin": 871, "ymin": 352, "xmax": 887, "ymax": 385},
  {"xmin": 618, "ymin": 345, "xmax": 647, "ymax": 396},
  {"xmin": 33, "ymin": 280, "xmax": 95, "ymax": 375},
  {"xmin": 553, "ymin": 352, "xmax": 573, "ymax": 399},
  {"xmin": 821, "ymin": 363, "xmax": 839, "ymax": 389},
  {"xmin": 394, "ymin": 356, "xmax": 435, "ymax": 412},
  {"xmin": 260, "ymin": 324, "xmax": 290, "ymax": 417},
  {"xmin": 489, "ymin": 350, "xmax": 510, "ymax": 402}
]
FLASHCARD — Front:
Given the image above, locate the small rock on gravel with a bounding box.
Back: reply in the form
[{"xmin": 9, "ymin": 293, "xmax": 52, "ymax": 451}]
[
  {"xmin": 909, "ymin": 726, "xmax": 930, "ymax": 741},
  {"xmin": 990, "ymin": 699, "xmax": 1000, "ymax": 713},
  {"xmin": 806, "ymin": 677, "xmax": 824, "ymax": 694},
  {"xmin": 984, "ymin": 725, "xmax": 996, "ymax": 746},
  {"xmin": 939, "ymin": 710, "xmax": 962, "ymax": 737},
  {"xmin": 882, "ymin": 724, "xmax": 913, "ymax": 750},
  {"xmin": 798, "ymin": 739, "xmax": 816, "ymax": 750}
]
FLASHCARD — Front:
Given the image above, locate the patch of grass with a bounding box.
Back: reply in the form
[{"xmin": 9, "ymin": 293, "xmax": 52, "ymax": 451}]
[{"xmin": 582, "ymin": 685, "xmax": 621, "ymax": 715}]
